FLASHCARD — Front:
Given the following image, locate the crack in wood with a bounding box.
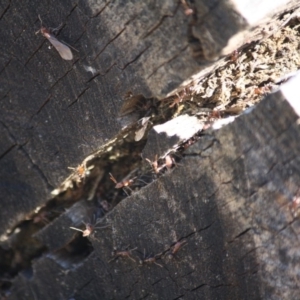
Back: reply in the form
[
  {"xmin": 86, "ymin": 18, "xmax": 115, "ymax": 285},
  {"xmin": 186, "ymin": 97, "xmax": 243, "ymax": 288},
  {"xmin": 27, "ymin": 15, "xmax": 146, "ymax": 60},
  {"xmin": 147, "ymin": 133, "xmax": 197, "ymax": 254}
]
[
  {"xmin": 172, "ymin": 294, "xmax": 184, "ymax": 300},
  {"xmin": 3, "ymin": 8, "xmax": 300, "ymax": 297},
  {"xmin": 49, "ymin": 64, "xmax": 77, "ymax": 90},
  {"xmin": 0, "ymin": 0, "xmax": 10, "ymax": 21},
  {"xmin": 0, "ymin": 121, "xmax": 53, "ymax": 191},
  {"xmin": 24, "ymin": 41, "xmax": 46, "ymax": 66},
  {"xmin": 119, "ymin": 45, "xmax": 151, "ymax": 71},
  {"xmin": 147, "ymin": 45, "xmax": 189, "ymax": 79},
  {"xmin": 30, "ymin": 94, "xmax": 52, "ymax": 119},
  {"xmin": 93, "ymin": 15, "xmax": 137, "ymax": 62},
  {"xmin": 67, "ymin": 86, "xmax": 90, "ymax": 108},
  {"xmin": 91, "ymin": 0, "xmax": 112, "ymax": 18},
  {"xmin": 87, "ymin": 41, "xmax": 149, "ymax": 82},
  {"xmin": 191, "ymin": 283, "xmax": 234, "ymax": 292},
  {"xmin": 93, "ymin": 27, "xmax": 127, "ymax": 61},
  {"xmin": 73, "ymin": 19, "xmax": 90, "ymax": 45},
  {"xmin": 142, "ymin": 2, "xmax": 181, "ymax": 39},
  {"xmin": 0, "ymin": 144, "xmax": 16, "ymax": 160},
  {"xmin": 227, "ymin": 227, "xmax": 252, "ymax": 244},
  {"xmin": 0, "ymin": 57, "xmax": 12, "ymax": 76}
]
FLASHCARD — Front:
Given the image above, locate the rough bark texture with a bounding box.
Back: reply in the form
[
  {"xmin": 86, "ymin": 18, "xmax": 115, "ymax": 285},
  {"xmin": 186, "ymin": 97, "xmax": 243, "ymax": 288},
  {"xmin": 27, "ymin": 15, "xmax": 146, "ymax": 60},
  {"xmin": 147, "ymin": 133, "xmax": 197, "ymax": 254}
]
[
  {"xmin": 8, "ymin": 87, "xmax": 300, "ymax": 300},
  {"xmin": 1, "ymin": 0, "xmax": 300, "ymax": 299}
]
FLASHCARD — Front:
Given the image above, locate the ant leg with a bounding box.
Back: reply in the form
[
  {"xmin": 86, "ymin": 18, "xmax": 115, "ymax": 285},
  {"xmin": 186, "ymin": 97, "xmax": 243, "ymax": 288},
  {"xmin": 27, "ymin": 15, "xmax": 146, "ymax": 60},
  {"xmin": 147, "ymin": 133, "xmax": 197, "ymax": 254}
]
[{"xmin": 50, "ymin": 23, "xmax": 63, "ymax": 33}]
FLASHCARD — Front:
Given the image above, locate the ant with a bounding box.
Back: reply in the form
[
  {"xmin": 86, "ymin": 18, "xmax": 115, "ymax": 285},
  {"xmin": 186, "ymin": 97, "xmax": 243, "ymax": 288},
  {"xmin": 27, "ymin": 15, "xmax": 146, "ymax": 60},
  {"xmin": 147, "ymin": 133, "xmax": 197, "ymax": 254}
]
[
  {"xmin": 164, "ymin": 153, "xmax": 181, "ymax": 171},
  {"xmin": 164, "ymin": 155, "xmax": 175, "ymax": 170},
  {"xmin": 109, "ymin": 246, "xmax": 137, "ymax": 263},
  {"xmin": 146, "ymin": 155, "xmax": 163, "ymax": 175},
  {"xmin": 146, "ymin": 154, "xmax": 176, "ymax": 175},
  {"xmin": 181, "ymin": 0, "xmax": 194, "ymax": 16},
  {"xmin": 207, "ymin": 109, "xmax": 223, "ymax": 121},
  {"xmin": 169, "ymin": 87, "xmax": 192, "ymax": 108},
  {"xmin": 139, "ymin": 250, "xmax": 163, "ymax": 268},
  {"xmin": 166, "ymin": 239, "xmax": 188, "ymax": 259},
  {"xmin": 229, "ymin": 49, "xmax": 239, "ymax": 62},
  {"xmin": 253, "ymin": 83, "xmax": 272, "ymax": 95},
  {"xmin": 70, "ymin": 220, "xmax": 110, "ymax": 237},
  {"xmin": 109, "ymin": 172, "xmax": 136, "ymax": 196},
  {"xmin": 289, "ymin": 189, "xmax": 300, "ymax": 217},
  {"xmin": 181, "ymin": 137, "xmax": 197, "ymax": 150},
  {"xmin": 68, "ymin": 164, "xmax": 94, "ymax": 183},
  {"xmin": 36, "ymin": 15, "xmax": 75, "ymax": 60},
  {"xmin": 109, "ymin": 169, "xmax": 149, "ymax": 196}
]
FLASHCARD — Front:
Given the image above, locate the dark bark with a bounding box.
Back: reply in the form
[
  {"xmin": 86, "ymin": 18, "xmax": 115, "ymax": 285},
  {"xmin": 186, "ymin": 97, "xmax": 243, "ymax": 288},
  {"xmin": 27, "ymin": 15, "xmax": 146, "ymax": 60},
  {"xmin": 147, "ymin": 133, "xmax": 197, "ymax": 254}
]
[
  {"xmin": 8, "ymin": 88, "xmax": 300, "ymax": 300},
  {"xmin": 1, "ymin": 1, "xmax": 300, "ymax": 299}
]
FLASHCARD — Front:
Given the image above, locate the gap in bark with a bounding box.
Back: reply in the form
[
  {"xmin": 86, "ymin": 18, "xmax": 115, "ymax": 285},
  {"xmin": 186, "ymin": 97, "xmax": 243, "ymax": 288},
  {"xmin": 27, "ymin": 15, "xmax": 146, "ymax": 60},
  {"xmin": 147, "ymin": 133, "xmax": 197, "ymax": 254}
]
[{"xmin": 47, "ymin": 234, "xmax": 93, "ymax": 270}]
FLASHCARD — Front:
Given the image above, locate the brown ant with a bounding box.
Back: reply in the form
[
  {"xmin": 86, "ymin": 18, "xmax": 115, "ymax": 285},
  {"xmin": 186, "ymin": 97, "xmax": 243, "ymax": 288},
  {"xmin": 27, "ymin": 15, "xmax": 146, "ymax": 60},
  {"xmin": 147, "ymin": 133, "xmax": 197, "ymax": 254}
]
[
  {"xmin": 229, "ymin": 49, "xmax": 239, "ymax": 62},
  {"xmin": 109, "ymin": 246, "xmax": 137, "ymax": 263},
  {"xmin": 109, "ymin": 172, "xmax": 136, "ymax": 196},
  {"xmin": 169, "ymin": 87, "xmax": 192, "ymax": 108},
  {"xmin": 165, "ymin": 153, "xmax": 182, "ymax": 171},
  {"xmin": 139, "ymin": 250, "xmax": 163, "ymax": 268},
  {"xmin": 181, "ymin": 137, "xmax": 196, "ymax": 150},
  {"xmin": 181, "ymin": 0, "xmax": 194, "ymax": 16},
  {"xmin": 167, "ymin": 239, "xmax": 188, "ymax": 259},
  {"xmin": 164, "ymin": 155, "xmax": 175, "ymax": 170},
  {"xmin": 146, "ymin": 154, "xmax": 176, "ymax": 175},
  {"xmin": 207, "ymin": 110, "xmax": 222, "ymax": 121},
  {"xmin": 146, "ymin": 155, "xmax": 163, "ymax": 175},
  {"xmin": 68, "ymin": 164, "xmax": 94, "ymax": 183},
  {"xmin": 289, "ymin": 189, "xmax": 300, "ymax": 217},
  {"xmin": 253, "ymin": 83, "xmax": 272, "ymax": 95},
  {"xmin": 109, "ymin": 169, "xmax": 148, "ymax": 195},
  {"xmin": 70, "ymin": 221, "xmax": 110, "ymax": 237}
]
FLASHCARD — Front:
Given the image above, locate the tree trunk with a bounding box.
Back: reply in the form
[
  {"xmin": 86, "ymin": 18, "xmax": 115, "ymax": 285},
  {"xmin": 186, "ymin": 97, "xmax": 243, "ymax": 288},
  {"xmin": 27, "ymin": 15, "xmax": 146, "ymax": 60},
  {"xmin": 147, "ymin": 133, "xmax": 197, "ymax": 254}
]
[{"xmin": 1, "ymin": 1, "xmax": 300, "ymax": 299}]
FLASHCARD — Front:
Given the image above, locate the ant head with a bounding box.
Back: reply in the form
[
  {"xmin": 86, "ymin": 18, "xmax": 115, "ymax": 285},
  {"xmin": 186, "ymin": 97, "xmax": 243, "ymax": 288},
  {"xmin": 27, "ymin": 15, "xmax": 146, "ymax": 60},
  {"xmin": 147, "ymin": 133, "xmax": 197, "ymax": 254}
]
[
  {"xmin": 35, "ymin": 14, "xmax": 48, "ymax": 35},
  {"xmin": 81, "ymin": 222, "xmax": 93, "ymax": 236}
]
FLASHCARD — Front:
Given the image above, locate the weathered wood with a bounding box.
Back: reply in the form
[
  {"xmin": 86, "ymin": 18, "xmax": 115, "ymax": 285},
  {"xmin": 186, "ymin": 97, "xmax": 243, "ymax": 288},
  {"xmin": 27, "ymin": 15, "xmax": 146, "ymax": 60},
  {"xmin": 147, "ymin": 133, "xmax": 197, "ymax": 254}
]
[
  {"xmin": 7, "ymin": 80, "xmax": 300, "ymax": 300},
  {"xmin": 0, "ymin": 0, "xmax": 200, "ymax": 234},
  {"xmin": 1, "ymin": 0, "xmax": 300, "ymax": 299},
  {"xmin": 0, "ymin": 0, "xmax": 297, "ymax": 232}
]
